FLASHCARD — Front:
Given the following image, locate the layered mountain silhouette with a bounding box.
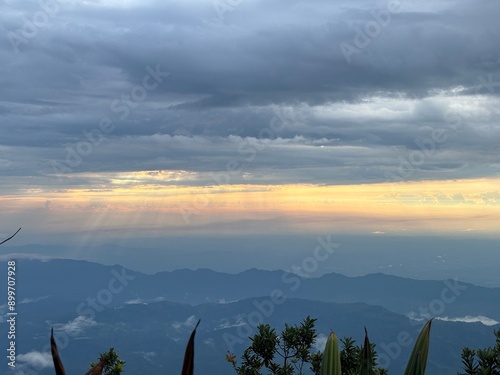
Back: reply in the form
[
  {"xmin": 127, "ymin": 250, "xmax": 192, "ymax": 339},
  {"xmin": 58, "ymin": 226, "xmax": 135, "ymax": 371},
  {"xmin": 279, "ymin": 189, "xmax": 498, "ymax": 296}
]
[{"xmin": 1, "ymin": 257, "xmax": 498, "ymax": 374}]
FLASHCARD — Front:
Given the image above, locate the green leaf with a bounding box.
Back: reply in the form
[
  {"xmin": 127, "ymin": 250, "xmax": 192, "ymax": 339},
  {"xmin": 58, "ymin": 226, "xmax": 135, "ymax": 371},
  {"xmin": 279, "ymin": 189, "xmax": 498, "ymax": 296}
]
[
  {"xmin": 320, "ymin": 331, "xmax": 341, "ymax": 375},
  {"xmin": 404, "ymin": 319, "xmax": 432, "ymax": 375}
]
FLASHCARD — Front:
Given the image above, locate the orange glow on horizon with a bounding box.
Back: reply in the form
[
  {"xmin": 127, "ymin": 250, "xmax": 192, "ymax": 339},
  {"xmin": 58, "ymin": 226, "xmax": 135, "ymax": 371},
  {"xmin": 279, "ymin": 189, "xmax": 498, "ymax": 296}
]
[{"xmin": 1, "ymin": 177, "xmax": 499, "ymax": 237}]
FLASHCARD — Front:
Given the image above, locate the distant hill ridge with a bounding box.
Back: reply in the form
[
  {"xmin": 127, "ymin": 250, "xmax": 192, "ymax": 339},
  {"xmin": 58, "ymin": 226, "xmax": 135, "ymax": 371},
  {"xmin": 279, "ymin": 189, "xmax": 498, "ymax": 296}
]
[
  {"xmin": 1, "ymin": 256, "xmax": 499, "ymax": 375},
  {"xmin": 2, "ymin": 256, "xmax": 499, "ymax": 322}
]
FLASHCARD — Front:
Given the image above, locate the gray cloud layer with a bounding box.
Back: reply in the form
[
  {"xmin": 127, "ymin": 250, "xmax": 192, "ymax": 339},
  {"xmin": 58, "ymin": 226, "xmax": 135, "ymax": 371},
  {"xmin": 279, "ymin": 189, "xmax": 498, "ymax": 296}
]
[{"xmin": 1, "ymin": 0, "xmax": 499, "ymax": 191}]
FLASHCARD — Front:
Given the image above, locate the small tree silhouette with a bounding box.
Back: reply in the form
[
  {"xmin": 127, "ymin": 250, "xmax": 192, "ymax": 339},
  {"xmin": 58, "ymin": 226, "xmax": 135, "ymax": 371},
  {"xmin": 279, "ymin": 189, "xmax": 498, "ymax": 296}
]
[{"xmin": 88, "ymin": 348, "xmax": 124, "ymax": 375}]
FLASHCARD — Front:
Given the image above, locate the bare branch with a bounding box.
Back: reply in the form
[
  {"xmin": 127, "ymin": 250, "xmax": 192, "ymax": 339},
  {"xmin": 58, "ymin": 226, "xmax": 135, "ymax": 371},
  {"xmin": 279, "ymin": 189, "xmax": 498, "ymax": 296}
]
[{"xmin": 0, "ymin": 228, "xmax": 21, "ymax": 246}]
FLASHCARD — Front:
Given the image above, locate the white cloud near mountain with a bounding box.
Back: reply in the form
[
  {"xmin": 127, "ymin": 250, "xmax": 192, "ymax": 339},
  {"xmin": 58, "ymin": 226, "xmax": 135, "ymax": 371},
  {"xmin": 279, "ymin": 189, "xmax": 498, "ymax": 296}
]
[
  {"xmin": 408, "ymin": 312, "xmax": 499, "ymax": 326},
  {"xmin": 436, "ymin": 315, "xmax": 499, "ymax": 326},
  {"xmin": 54, "ymin": 315, "xmax": 98, "ymax": 336},
  {"xmin": 16, "ymin": 351, "xmax": 53, "ymax": 370},
  {"xmin": 172, "ymin": 314, "xmax": 198, "ymax": 331}
]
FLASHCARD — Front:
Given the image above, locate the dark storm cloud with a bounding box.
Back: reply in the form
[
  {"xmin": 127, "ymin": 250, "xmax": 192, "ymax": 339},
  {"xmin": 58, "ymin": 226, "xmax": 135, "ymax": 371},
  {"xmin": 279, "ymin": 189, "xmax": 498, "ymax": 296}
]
[{"xmin": 0, "ymin": 0, "xmax": 499, "ymax": 190}]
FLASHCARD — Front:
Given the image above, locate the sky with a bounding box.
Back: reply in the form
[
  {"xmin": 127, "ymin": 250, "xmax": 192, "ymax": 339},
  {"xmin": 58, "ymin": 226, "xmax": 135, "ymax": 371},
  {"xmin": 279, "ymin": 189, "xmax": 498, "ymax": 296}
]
[{"xmin": 1, "ymin": 0, "xmax": 499, "ymax": 249}]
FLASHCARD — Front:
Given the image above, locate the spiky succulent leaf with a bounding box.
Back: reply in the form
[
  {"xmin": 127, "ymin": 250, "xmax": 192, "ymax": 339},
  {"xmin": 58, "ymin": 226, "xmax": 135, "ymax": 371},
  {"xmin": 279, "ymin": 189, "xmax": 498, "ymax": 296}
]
[
  {"xmin": 404, "ymin": 319, "xmax": 432, "ymax": 375},
  {"xmin": 181, "ymin": 319, "xmax": 201, "ymax": 375},
  {"xmin": 359, "ymin": 327, "xmax": 373, "ymax": 375},
  {"xmin": 320, "ymin": 331, "xmax": 341, "ymax": 375},
  {"xmin": 50, "ymin": 328, "xmax": 66, "ymax": 375}
]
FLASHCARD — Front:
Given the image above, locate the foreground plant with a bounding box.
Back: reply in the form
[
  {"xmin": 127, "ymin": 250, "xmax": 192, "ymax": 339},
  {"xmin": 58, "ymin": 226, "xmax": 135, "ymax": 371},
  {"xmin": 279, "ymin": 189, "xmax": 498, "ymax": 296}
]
[
  {"xmin": 458, "ymin": 328, "xmax": 500, "ymax": 375},
  {"xmin": 227, "ymin": 315, "xmax": 321, "ymax": 374},
  {"xmin": 182, "ymin": 319, "xmax": 201, "ymax": 375},
  {"xmin": 403, "ymin": 319, "xmax": 432, "ymax": 375},
  {"xmin": 227, "ymin": 316, "xmax": 390, "ymax": 375},
  {"xmin": 51, "ymin": 328, "xmax": 66, "ymax": 375},
  {"xmin": 320, "ymin": 327, "xmax": 386, "ymax": 375},
  {"xmin": 88, "ymin": 348, "xmax": 124, "ymax": 375},
  {"xmin": 320, "ymin": 330, "xmax": 341, "ymax": 375},
  {"xmin": 50, "ymin": 319, "xmax": 200, "ymax": 374},
  {"xmin": 319, "ymin": 319, "xmax": 432, "ymax": 375}
]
